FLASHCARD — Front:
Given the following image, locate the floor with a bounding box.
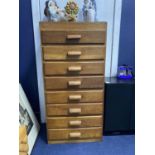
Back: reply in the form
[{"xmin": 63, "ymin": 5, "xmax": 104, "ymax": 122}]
[{"xmin": 31, "ymin": 124, "xmax": 135, "ymax": 155}]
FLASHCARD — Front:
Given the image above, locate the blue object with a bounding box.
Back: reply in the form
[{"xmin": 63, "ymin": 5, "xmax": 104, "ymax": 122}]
[{"xmin": 117, "ymin": 65, "xmax": 133, "ymax": 79}]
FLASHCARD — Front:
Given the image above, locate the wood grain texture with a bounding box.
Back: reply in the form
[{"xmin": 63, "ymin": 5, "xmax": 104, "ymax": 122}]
[
  {"xmin": 47, "ymin": 116, "xmax": 103, "ymax": 129},
  {"xmin": 41, "ymin": 31, "xmax": 106, "ymax": 44},
  {"xmin": 47, "ymin": 127, "xmax": 102, "ymax": 140},
  {"xmin": 44, "ymin": 76, "xmax": 104, "ymax": 90},
  {"xmin": 46, "ymin": 103, "xmax": 103, "ymax": 116},
  {"xmin": 44, "ymin": 61, "xmax": 105, "ymax": 76},
  {"xmin": 45, "ymin": 90, "xmax": 104, "ymax": 104},
  {"xmin": 40, "ymin": 22, "xmax": 107, "ymax": 31},
  {"xmin": 42, "ymin": 45, "xmax": 106, "ymax": 60},
  {"xmin": 40, "ymin": 22, "xmax": 107, "ymax": 44}
]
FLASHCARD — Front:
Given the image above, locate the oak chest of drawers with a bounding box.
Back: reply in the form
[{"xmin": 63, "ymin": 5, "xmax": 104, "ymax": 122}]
[{"xmin": 40, "ymin": 22, "xmax": 107, "ymax": 144}]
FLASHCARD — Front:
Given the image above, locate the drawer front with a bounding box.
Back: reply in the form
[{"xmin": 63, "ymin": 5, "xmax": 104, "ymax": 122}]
[
  {"xmin": 45, "ymin": 76, "xmax": 104, "ymax": 90},
  {"xmin": 42, "ymin": 45, "xmax": 106, "ymax": 60},
  {"xmin": 45, "ymin": 90, "xmax": 103, "ymax": 104},
  {"xmin": 47, "ymin": 127, "xmax": 102, "ymax": 140},
  {"xmin": 44, "ymin": 61, "xmax": 104, "ymax": 76},
  {"xmin": 46, "ymin": 103, "xmax": 103, "ymax": 116},
  {"xmin": 41, "ymin": 31, "xmax": 106, "ymax": 44},
  {"xmin": 47, "ymin": 116, "xmax": 102, "ymax": 129},
  {"xmin": 40, "ymin": 22, "xmax": 106, "ymax": 44}
]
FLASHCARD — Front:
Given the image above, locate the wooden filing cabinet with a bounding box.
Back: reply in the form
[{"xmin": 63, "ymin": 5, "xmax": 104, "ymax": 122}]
[{"xmin": 40, "ymin": 22, "xmax": 107, "ymax": 144}]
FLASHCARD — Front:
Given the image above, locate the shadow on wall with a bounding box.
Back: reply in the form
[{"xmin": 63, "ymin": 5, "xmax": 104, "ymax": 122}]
[
  {"xmin": 19, "ymin": 0, "xmax": 40, "ymax": 121},
  {"xmin": 118, "ymin": 0, "xmax": 135, "ymax": 74}
]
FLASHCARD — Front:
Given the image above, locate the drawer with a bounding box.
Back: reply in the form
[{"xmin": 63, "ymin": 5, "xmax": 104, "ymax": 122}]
[
  {"xmin": 47, "ymin": 127, "xmax": 102, "ymax": 140},
  {"xmin": 47, "ymin": 116, "xmax": 103, "ymax": 129},
  {"xmin": 42, "ymin": 45, "xmax": 106, "ymax": 60},
  {"xmin": 40, "ymin": 22, "xmax": 106, "ymax": 44},
  {"xmin": 45, "ymin": 76, "xmax": 104, "ymax": 90},
  {"xmin": 46, "ymin": 103, "xmax": 103, "ymax": 116},
  {"xmin": 44, "ymin": 61, "xmax": 104, "ymax": 76},
  {"xmin": 45, "ymin": 90, "xmax": 103, "ymax": 104}
]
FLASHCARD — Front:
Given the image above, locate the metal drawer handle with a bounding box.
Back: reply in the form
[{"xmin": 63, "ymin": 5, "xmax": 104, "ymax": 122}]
[
  {"xmin": 67, "ymin": 35, "xmax": 81, "ymax": 40},
  {"xmin": 69, "ymin": 95, "xmax": 82, "ymax": 101},
  {"xmin": 68, "ymin": 81, "xmax": 81, "ymax": 86},
  {"xmin": 69, "ymin": 108, "xmax": 81, "ymax": 114},
  {"xmin": 68, "ymin": 66, "xmax": 82, "ymax": 72},
  {"xmin": 67, "ymin": 51, "xmax": 82, "ymax": 56},
  {"xmin": 69, "ymin": 120, "xmax": 82, "ymax": 126},
  {"xmin": 69, "ymin": 132, "xmax": 81, "ymax": 138}
]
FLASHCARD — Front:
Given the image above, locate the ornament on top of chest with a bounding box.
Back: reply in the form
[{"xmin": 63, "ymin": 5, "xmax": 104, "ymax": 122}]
[
  {"xmin": 82, "ymin": 0, "xmax": 97, "ymax": 22},
  {"xmin": 65, "ymin": 0, "xmax": 79, "ymax": 22},
  {"xmin": 44, "ymin": 0, "xmax": 79, "ymax": 22},
  {"xmin": 44, "ymin": 0, "xmax": 67, "ymax": 22}
]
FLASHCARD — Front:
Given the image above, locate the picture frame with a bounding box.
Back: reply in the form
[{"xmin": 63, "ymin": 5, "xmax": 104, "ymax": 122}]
[{"xmin": 19, "ymin": 83, "xmax": 40, "ymax": 155}]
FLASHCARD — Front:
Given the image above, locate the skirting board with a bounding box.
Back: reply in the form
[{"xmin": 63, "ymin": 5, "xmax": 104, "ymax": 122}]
[{"xmin": 47, "ymin": 138, "xmax": 102, "ymax": 144}]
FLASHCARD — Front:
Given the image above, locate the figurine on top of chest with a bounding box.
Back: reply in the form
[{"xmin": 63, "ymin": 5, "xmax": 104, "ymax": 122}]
[
  {"xmin": 83, "ymin": 0, "xmax": 97, "ymax": 22},
  {"xmin": 44, "ymin": 0, "xmax": 67, "ymax": 22}
]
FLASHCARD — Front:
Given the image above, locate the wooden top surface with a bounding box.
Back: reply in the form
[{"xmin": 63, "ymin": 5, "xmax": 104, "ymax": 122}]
[{"xmin": 40, "ymin": 22, "xmax": 107, "ymax": 31}]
